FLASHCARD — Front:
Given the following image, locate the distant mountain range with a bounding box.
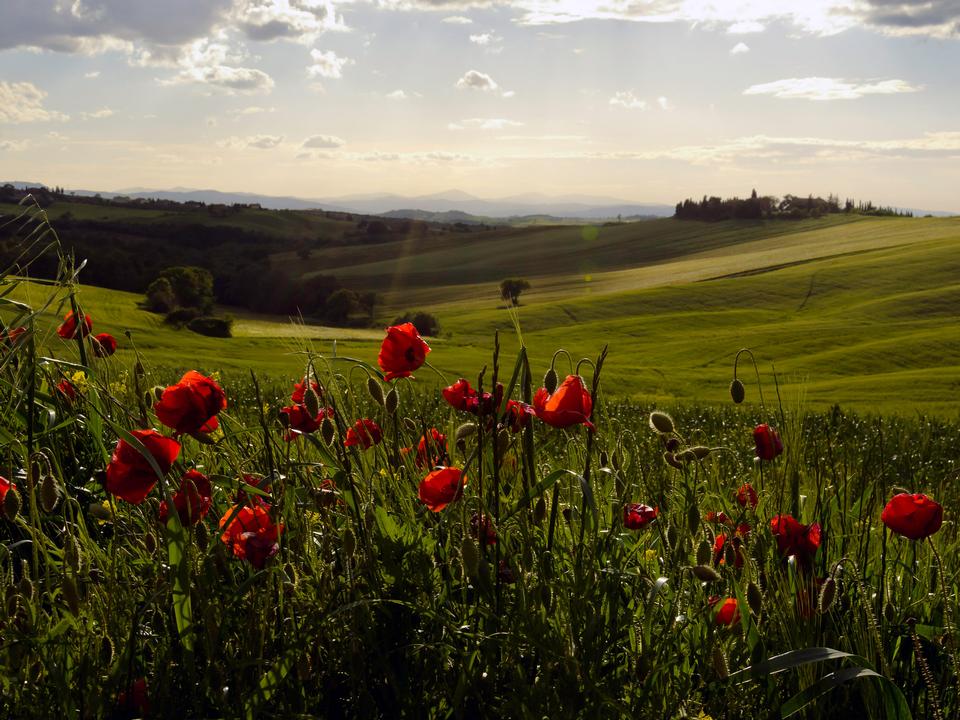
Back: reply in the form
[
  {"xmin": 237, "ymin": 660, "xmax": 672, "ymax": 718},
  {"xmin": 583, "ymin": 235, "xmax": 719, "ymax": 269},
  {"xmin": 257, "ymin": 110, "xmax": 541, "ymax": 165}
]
[{"xmin": 5, "ymin": 181, "xmax": 955, "ymax": 219}]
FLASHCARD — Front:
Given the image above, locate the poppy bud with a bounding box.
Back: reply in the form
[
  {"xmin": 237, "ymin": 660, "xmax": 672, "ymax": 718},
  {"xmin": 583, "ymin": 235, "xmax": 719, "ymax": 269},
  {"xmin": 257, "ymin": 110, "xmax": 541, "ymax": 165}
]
[
  {"xmin": 100, "ymin": 635, "xmax": 115, "ymax": 666},
  {"xmin": 818, "ymin": 576, "xmax": 837, "ymax": 614},
  {"xmin": 533, "ymin": 496, "xmax": 547, "ymax": 523},
  {"xmin": 144, "ymin": 531, "xmax": 157, "ymax": 556},
  {"xmin": 3, "ymin": 487, "xmax": 21, "ymax": 522},
  {"xmin": 687, "ymin": 504, "xmax": 701, "ymax": 535},
  {"xmin": 599, "ymin": 451, "xmax": 609, "ymax": 467},
  {"xmin": 461, "ymin": 536, "xmax": 479, "ymax": 578},
  {"xmin": 64, "ymin": 536, "xmax": 82, "ymax": 573},
  {"xmin": 730, "ymin": 378, "xmax": 745, "ymax": 404},
  {"xmin": 6, "ymin": 589, "xmax": 20, "ymax": 616},
  {"xmin": 143, "ymin": 390, "xmax": 154, "ymax": 409},
  {"xmin": 153, "ymin": 385, "xmax": 165, "ymax": 402},
  {"xmin": 562, "ymin": 506, "xmax": 572, "ymax": 524},
  {"xmin": 747, "ymin": 581, "xmax": 763, "ymax": 616},
  {"xmin": 303, "ymin": 385, "xmax": 321, "ymax": 419},
  {"xmin": 62, "ymin": 575, "xmax": 81, "ymax": 616},
  {"xmin": 667, "ymin": 526, "xmax": 679, "ymax": 549},
  {"xmin": 883, "ymin": 601, "xmax": 896, "ymax": 625},
  {"xmin": 664, "ymin": 452, "xmax": 683, "ymax": 470},
  {"xmin": 696, "ymin": 540, "xmax": 712, "ymax": 566},
  {"xmin": 18, "ymin": 575, "xmax": 34, "ymax": 602},
  {"xmin": 712, "ymin": 646, "xmax": 729, "ymax": 679},
  {"xmin": 541, "ymin": 550, "xmax": 554, "ymax": 580},
  {"xmin": 343, "ymin": 528, "xmax": 356, "ymax": 556},
  {"xmin": 195, "ymin": 522, "xmax": 209, "ymax": 551},
  {"xmin": 724, "ymin": 542, "xmax": 737, "ymax": 569},
  {"xmin": 367, "ymin": 376, "xmax": 385, "ymax": 406},
  {"xmin": 692, "ymin": 565, "xmax": 721, "ymax": 582},
  {"xmin": 40, "ymin": 474, "xmax": 60, "ymax": 513},
  {"xmin": 385, "ymin": 388, "xmax": 399, "ymax": 415},
  {"xmin": 543, "ymin": 367, "xmax": 558, "ymax": 395},
  {"xmin": 320, "ymin": 416, "xmax": 336, "ymax": 446},
  {"xmin": 649, "ymin": 411, "xmax": 675, "ymax": 434},
  {"xmin": 456, "ymin": 422, "xmax": 477, "ymax": 441}
]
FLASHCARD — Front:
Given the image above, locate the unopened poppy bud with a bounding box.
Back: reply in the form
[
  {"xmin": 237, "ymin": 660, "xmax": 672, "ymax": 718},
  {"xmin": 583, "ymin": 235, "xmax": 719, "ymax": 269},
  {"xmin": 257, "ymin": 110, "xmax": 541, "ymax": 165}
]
[
  {"xmin": 343, "ymin": 528, "xmax": 356, "ymax": 556},
  {"xmin": 533, "ymin": 496, "xmax": 547, "ymax": 523},
  {"xmin": 3, "ymin": 487, "xmax": 21, "ymax": 522},
  {"xmin": 664, "ymin": 452, "xmax": 683, "ymax": 470},
  {"xmin": 883, "ymin": 600, "xmax": 896, "ymax": 624},
  {"xmin": 6, "ymin": 589, "xmax": 20, "ymax": 616},
  {"xmin": 143, "ymin": 531, "xmax": 157, "ymax": 556},
  {"xmin": 561, "ymin": 506, "xmax": 572, "ymax": 524},
  {"xmin": 195, "ymin": 522, "xmax": 209, "ymax": 552},
  {"xmin": 461, "ymin": 536, "xmax": 479, "ymax": 577},
  {"xmin": 143, "ymin": 390, "xmax": 154, "ymax": 409},
  {"xmin": 687, "ymin": 504, "xmax": 701, "ymax": 535},
  {"xmin": 712, "ymin": 646, "xmax": 729, "ymax": 679},
  {"xmin": 543, "ymin": 367, "xmax": 558, "ymax": 395},
  {"xmin": 62, "ymin": 575, "xmax": 81, "ymax": 616},
  {"xmin": 724, "ymin": 543, "xmax": 737, "ymax": 568},
  {"xmin": 320, "ymin": 416, "xmax": 336, "ymax": 446},
  {"xmin": 696, "ymin": 540, "xmax": 712, "ymax": 566},
  {"xmin": 153, "ymin": 385, "xmax": 165, "ymax": 402},
  {"xmin": 730, "ymin": 378, "xmax": 745, "ymax": 404},
  {"xmin": 690, "ymin": 446, "xmax": 711, "ymax": 459},
  {"xmin": 541, "ymin": 550, "xmax": 554, "ymax": 580},
  {"xmin": 40, "ymin": 474, "xmax": 60, "ymax": 513},
  {"xmin": 64, "ymin": 536, "xmax": 81, "ymax": 572},
  {"xmin": 667, "ymin": 526, "xmax": 679, "ymax": 549},
  {"xmin": 599, "ymin": 451, "xmax": 609, "ymax": 467},
  {"xmin": 385, "ymin": 388, "xmax": 399, "ymax": 415},
  {"xmin": 747, "ymin": 581, "xmax": 763, "ymax": 616},
  {"xmin": 18, "ymin": 575, "xmax": 34, "ymax": 602},
  {"xmin": 367, "ymin": 376, "xmax": 385, "ymax": 406},
  {"xmin": 649, "ymin": 411, "xmax": 675, "ymax": 434},
  {"xmin": 818, "ymin": 576, "xmax": 837, "ymax": 614},
  {"xmin": 664, "ymin": 437, "xmax": 680, "ymax": 453},
  {"xmin": 100, "ymin": 635, "xmax": 115, "ymax": 666},
  {"xmin": 692, "ymin": 565, "xmax": 721, "ymax": 582},
  {"xmin": 456, "ymin": 422, "xmax": 477, "ymax": 441},
  {"xmin": 678, "ymin": 449, "xmax": 698, "ymax": 463},
  {"xmin": 303, "ymin": 385, "xmax": 321, "ymax": 418}
]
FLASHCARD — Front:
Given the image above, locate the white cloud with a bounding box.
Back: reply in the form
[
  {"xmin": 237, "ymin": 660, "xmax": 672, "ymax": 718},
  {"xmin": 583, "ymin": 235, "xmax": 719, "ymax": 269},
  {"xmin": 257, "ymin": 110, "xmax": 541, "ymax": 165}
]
[
  {"xmin": 455, "ymin": 69, "xmax": 498, "ymax": 91},
  {"xmin": 501, "ymin": 89, "xmax": 515, "ymax": 98},
  {"xmin": 442, "ymin": 15, "xmax": 473, "ymax": 24},
  {"xmin": 469, "ymin": 32, "xmax": 495, "ymax": 45},
  {"xmin": 657, "ymin": 96, "xmax": 671, "ymax": 110},
  {"xmin": 0, "ymin": 81, "xmax": 69, "ymax": 123},
  {"xmin": 81, "ymin": 107, "xmax": 115, "ymax": 120},
  {"xmin": 161, "ymin": 38, "xmax": 275, "ymax": 93},
  {"xmin": 730, "ymin": 42, "xmax": 750, "ymax": 54},
  {"xmin": 234, "ymin": 0, "xmax": 347, "ymax": 42},
  {"xmin": 727, "ymin": 20, "xmax": 765, "ymax": 34},
  {"xmin": 84, "ymin": 70, "xmax": 101, "ymax": 78},
  {"xmin": 386, "ymin": 89, "xmax": 409, "ymax": 100},
  {"xmin": 307, "ymin": 48, "xmax": 352, "ymax": 79},
  {"xmin": 609, "ymin": 91, "xmax": 646, "ymax": 109},
  {"xmin": 302, "ymin": 134, "xmax": 345, "ymax": 148},
  {"xmin": 448, "ymin": 117, "xmax": 524, "ymax": 130},
  {"xmin": 744, "ymin": 77, "xmax": 922, "ymax": 101},
  {"xmin": 0, "ymin": 139, "xmax": 30, "ymax": 151},
  {"xmin": 219, "ymin": 134, "xmax": 284, "ymax": 149},
  {"xmin": 239, "ymin": 105, "xmax": 277, "ymax": 114}
]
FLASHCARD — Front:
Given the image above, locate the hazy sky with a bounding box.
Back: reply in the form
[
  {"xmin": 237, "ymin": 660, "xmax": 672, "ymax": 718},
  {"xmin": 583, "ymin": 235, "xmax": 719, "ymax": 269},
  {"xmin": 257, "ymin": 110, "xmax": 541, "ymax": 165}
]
[{"xmin": 2, "ymin": 1, "xmax": 959, "ymax": 209}]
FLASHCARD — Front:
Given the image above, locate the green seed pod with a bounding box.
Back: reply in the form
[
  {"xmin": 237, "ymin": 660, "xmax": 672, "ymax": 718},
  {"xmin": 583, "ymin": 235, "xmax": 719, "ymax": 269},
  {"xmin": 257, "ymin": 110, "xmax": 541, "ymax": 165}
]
[
  {"xmin": 533, "ymin": 496, "xmax": 547, "ymax": 523},
  {"xmin": 649, "ymin": 411, "xmax": 675, "ymax": 434},
  {"xmin": 456, "ymin": 423, "xmax": 477, "ymax": 441},
  {"xmin": 385, "ymin": 388, "xmax": 399, "ymax": 415},
  {"xmin": 40, "ymin": 474, "xmax": 60, "ymax": 513},
  {"xmin": 818, "ymin": 577, "xmax": 837, "ymax": 614},
  {"xmin": 543, "ymin": 367, "xmax": 558, "ymax": 395},
  {"xmin": 461, "ymin": 536, "xmax": 479, "ymax": 578},
  {"xmin": 320, "ymin": 416, "xmax": 336, "ymax": 446},
  {"xmin": 730, "ymin": 378, "xmax": 745, "ymax": 404},
  {"xmin": 3, "ymin": 487, "xmax": 21, "ymax": 522},
  {"xmin": 303, "ymin": 385, "xmax": 321, "ymax": 418},
  {"xmin": 696, "ymin": 540, "xmax": 712, "ymax": 566},
  {"xmin": 687, "ymin": 503, "xmax": 701, "ymax": 535},
  {"xmin": 747, "ymin": 581, "xmax": 763, "ymax": 616},
  {"xmin": 712, "ymin": 646, "xmax": 729, "ymax": 679},
  {"xmin": 343, "ymin": 528, "xmax": 356, "ymax": 556},
  {"xmin": 691, "ymin": 565, "xmax": 721, "ymax": 582},
  {"xmin": 367, "ymin": 376, "xmax": 385, "ymax": 406},
  {"xmin": 62, "ymin": 575, "xmax": 81, "ymax": 616}
]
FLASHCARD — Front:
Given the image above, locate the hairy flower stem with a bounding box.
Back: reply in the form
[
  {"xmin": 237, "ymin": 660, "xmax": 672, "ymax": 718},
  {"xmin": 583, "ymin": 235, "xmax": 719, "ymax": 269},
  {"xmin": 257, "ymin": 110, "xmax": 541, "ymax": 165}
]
[{"xmin": 928, "ymin": 540, "xmax": 960, "ymax": 689}]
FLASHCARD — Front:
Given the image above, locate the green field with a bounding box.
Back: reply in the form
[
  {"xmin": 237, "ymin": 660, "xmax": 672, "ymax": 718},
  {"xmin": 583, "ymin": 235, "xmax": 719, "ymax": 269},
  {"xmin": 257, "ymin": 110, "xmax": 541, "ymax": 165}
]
[{"xmin": 4, "ymin": 211, "xmax": 959, "ymax": 415}]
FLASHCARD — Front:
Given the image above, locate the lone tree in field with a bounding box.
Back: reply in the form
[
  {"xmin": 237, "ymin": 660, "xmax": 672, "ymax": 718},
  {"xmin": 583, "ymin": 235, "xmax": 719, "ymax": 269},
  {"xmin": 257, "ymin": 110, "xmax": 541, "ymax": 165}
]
[
  {"xmin": 145, "ymin": 266, "xmax": 215, "ymax": 313},
  {"xmin": 500, "ymin": 277, "xmax": 531, "ymax": 306}
]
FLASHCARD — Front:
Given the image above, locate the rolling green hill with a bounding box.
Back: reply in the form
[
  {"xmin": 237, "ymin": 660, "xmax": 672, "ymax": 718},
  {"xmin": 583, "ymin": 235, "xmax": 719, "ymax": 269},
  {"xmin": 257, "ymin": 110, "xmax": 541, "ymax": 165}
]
[{"xmin": 3, "ymin": 204, "xmax": 958, "ymax": 415}]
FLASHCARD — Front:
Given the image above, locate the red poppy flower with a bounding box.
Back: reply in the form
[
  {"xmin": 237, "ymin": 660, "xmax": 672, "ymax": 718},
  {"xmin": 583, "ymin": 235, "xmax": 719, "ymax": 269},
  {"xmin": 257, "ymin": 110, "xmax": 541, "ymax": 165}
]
[
  {"xmin": 344, "ymin": 418, "xmax": 383, "ymax": 449},
  {"xmin": 770, "ymin": 514, "xmax": 821, "ymax": 565},
  {"xmin": 378, "ymin": 322, "xmax": 430, "ymax": 382},
  {"xmin": 712, "ymin": 597, "xmax": 740, "ymax": 626},
  {"xmin": 736, "ymin": 482, "xmax": 758, "ymax": 508},
  {"xmin": 291, "ymin": 377, "xmax": 323, "ymax": 404},
  {"xmin": 159, "ymin": 469, "xmax": 212, "ymax": 526},
  {"xmin": 105, "ymin": 429, "xmax": 181, "ymax": 504},
  {"xmin": 443, "ymin": 378, "xmax": 475, "ymax": 411},
  {"xmin": 504, "ymin": 399, "xmax": 534, "ymax": 433},
  {"xmin": 404, "ymin": 428, "xmax": 447, "ymax": 468},
  {"xmin": 92, "ymin": 332, "xmax": 117, "ymax": 357},
  {"xmin": 56, "ymin": 378, "xmax": 77, "ymax": 401},
  {"xmin": 712, "ymin": 533, "xmax": 745, "ymax": 568},
  {"xmin": 56, "ymin": 310, "xmax": 92, "ymax": 339},
  {"xmin": 117, "ymin": 677, "xmax": 150, "ymax": 717},
  {"xmin": 281, "ymin": 403, "xmax": 331, "ymax": 440},
  {"xmin": 0, "ymin": 475, "xmax": 14, "ymax": 503},
  {"xmin": 706, "ymin": 510, "xmax": 732, "ymax": 527},
  {"xmin": 418, "ymin": 467, "xmax": 467, "ymax": 512},
  {"xmin": 881, "ymin": 493, "xmax": 943, "ymax": 540},
  {"xmin": 753, "ymin": 424, "xmax": 784, "ymax": 461},
  {"xmin": 471, "ymin": 512, "xmax": 497, "ymax": 546},
  {"xmin": 533, "ymin": 374, "xmax": 594, "ymax": 429},
  {"xmin": 623, "ymin": 503, "xmax": 658, "ymax": 530},
  {"xmin": 155, "ymin": 370, "xmax": 226, "ymax": 435},
  {"xmin": 3, "ymin": 326, "xmax": 27, "ymax": 347},
  {"xmin": 219, "ymin": 501, "xmax": 284, "ymax": 569}
]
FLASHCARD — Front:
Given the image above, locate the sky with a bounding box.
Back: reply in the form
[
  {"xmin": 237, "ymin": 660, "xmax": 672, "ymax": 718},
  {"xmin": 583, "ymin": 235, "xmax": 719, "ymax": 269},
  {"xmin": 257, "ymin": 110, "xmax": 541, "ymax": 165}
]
[{"xmin": 1, "ymin": 0, "xmax": 959, "ymax": 210}]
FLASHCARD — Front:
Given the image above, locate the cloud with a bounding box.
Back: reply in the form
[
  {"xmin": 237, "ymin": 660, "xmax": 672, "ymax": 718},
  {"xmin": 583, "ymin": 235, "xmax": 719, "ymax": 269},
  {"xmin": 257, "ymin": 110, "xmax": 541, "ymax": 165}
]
[
  {"xmin": 302, "ymin": 134, "xmax": 346, "ymax": 148},
  {"xmin": 307, "ymin": 48, "xmax": 352, "ymax": 79},
  {"xmin": 219, "ymin": 134, "xmax": 284, "ymax": 148},
  {"xmin": 609, "ymin": 91, "xmax": 646, "ymax": 109},
  {"xmin": 448, "ymin": 117, "xmax": 524, "ymax": 130},
  {"xmin": 160, "ymin": 38, "xmax": 275, "ymax": 93},
  {"xmin": 744, "ymin": 77, "xmax": 922, "ymax": 101},
  {"xmin": 455, "ymin": 69, "xmax": 498, "ymax": 91},
  {"xmin": 386, "ymin": 89, "xmax": 409, "ymax": 100},
  {"xmin": 239, "ymin": 105, "xmax": 277, "ymax": 114},
  {"xmin": 442, "ymin": 15, "xmax": 473, "ymax": 24},
  {"xmin": 234, "ymin": 0, "xmax": 347, "ymax": 42},
  {"xmin": 0, "ymin": 139, "xmax": 30, "ymax": 151},
  {"xmin": 657, "ymin": 96, "xmax": 671, "ymax": 110},
  {"xmin": 727, "ymin": 20, "xmax": 765, "ymax": 33},
  {"xmin": 858, "ymin": 0, "xmax": 960, "ymax": 38},
  {"xmin": 469, "ymin": 32, "xmax": 496, "ymax": 44},
  {"xmin": 81, "ymin": 107, "xmax": 115, "ymax": 119},
  {"xmin": 730, "ymin": 42, "xmax": 750, "ymax": 54},
  {"xmin": 84, "ymin": 70, "xmax": 101, "ymax": 78},
  {"xmin": 0, "ymin": 81, "xmax": 69, "ymax": 123}
]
